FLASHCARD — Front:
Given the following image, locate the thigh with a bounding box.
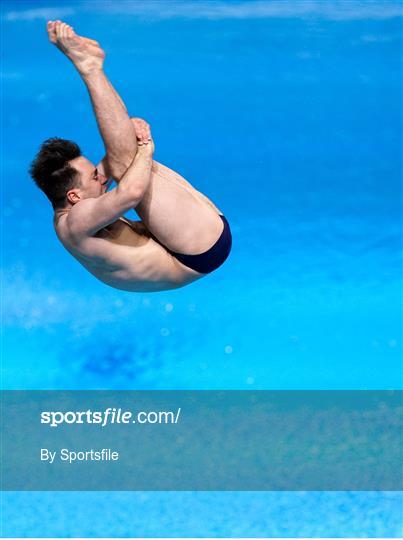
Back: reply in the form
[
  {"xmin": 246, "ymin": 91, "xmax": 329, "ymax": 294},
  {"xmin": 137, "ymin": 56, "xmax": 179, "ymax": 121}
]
[
  {"xmin": 152, "ymin": 161, "xmax": 222, "ymax": 214},
  {"xmin": 135, "ymin": 161, "xmax": 224, "ymax": 254}
]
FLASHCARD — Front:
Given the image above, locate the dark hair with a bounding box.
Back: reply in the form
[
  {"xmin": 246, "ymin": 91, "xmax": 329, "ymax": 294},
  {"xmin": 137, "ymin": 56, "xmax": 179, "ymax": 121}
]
[{"xmin": 29, "ymin": 137, "xmax": 82, "ymax": 208}]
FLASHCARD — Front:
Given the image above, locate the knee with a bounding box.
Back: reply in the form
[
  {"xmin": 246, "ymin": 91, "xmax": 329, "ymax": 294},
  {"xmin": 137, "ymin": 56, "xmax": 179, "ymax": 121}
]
[{"xmin": 108, "ymin": 154, "xmax": 134, "ymax": 181}]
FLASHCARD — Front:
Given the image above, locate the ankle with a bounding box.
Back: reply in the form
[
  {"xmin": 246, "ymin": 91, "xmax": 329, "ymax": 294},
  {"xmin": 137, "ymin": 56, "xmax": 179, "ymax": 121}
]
[{"xmin": 76, "ymin": 63, "xmax": 104, "ymax": 78}]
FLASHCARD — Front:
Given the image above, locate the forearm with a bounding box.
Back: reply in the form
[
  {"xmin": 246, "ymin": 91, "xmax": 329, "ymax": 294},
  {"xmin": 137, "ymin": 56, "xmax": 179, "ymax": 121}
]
[
  {"xmin": 118, "ymin": 146, "xmax": 153, "ymax": 203},
  {"xmin": 81, "ymin": 69, "xmax": 137, "ymax": 177}
]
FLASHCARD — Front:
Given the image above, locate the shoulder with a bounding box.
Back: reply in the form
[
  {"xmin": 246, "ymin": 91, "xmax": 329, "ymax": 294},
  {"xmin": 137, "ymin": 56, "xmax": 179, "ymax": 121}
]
[{"xmin": 57, "ymin": 200, "xmax": 97, "ymax": 244}]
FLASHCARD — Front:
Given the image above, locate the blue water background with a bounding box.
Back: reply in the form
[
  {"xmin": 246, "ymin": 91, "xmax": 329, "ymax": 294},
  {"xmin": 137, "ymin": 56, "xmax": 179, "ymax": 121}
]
[{"xmin": 1, "ymin": 0, "xmax": 402, "ymax": 537}]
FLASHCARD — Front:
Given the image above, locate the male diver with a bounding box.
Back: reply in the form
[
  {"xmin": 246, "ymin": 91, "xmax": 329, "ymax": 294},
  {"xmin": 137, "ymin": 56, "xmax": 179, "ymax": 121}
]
[{"xmin": 30, "ymin": 21, "xmax": 231, "ymax": 292}]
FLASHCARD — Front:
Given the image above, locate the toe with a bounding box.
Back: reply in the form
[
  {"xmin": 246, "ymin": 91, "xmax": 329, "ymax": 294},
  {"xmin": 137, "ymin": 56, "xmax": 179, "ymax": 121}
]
[{"xmin": 60, "ymin": 22, "xmax": 67, "ymax": 39}]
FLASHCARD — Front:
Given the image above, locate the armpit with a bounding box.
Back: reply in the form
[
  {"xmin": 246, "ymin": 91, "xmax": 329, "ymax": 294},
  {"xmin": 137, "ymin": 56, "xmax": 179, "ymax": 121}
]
[{"xmin": 121, "ymin": 217, "xmax": 151, "ymax": 238}]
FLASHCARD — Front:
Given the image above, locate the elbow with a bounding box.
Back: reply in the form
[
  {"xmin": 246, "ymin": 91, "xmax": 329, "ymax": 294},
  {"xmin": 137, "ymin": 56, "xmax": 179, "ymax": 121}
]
[{"xmin": 129, "ymin": 191, "xmax": 145, "ymax": 207}]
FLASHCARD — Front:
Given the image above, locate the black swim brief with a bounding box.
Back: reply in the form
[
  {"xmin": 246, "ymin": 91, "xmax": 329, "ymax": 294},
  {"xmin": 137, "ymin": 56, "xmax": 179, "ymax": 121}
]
[{"xmin": 167, "ymin": 215, "xmax": 232, "ymax": 274}]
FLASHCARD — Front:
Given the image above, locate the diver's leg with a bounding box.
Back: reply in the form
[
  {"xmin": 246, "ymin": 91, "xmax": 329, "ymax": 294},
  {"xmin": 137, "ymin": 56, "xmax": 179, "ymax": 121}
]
[
  {"xmin": 48, "ymin": 21, "xmax": 137, "ymax": 179},
  {"xmin": 151, "ymin": 161, "xmax": 222, "ymax": 214},
  {"xmin": 125, "ymin": 117, "xmax": 221, "ymax": 213},
  {"xmin": 48, "ymin": 21, "xmax": 225, "ymax": 255},
  {"xmin": 135, "ymin": 162, "xmax": 224, "ymax": 255}
]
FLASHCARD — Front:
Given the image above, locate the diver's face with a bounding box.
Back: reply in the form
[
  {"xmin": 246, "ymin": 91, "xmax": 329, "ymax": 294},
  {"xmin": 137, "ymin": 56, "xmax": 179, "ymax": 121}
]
[{"xmin": 68, "ymin": 156, "xmax": 108, "ymax": 203}]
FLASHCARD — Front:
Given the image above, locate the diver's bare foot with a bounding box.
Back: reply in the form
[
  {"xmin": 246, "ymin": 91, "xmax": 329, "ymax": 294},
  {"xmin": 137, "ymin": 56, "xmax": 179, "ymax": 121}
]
[{"xmin": 47, "ymin": 20, "xmax": 105, "ymax": 74}]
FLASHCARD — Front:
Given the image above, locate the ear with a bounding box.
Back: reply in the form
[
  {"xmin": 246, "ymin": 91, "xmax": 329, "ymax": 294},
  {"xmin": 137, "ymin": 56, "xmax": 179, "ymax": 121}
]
[{"xmin": 66, "ymin": 189, "xmax": 81, "ymax": 205}]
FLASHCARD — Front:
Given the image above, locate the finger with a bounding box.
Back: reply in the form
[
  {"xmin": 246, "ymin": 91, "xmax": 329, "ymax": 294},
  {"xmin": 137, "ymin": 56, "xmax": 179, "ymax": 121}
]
[
  {"xmin": 145, "ymin": 137, "xmax": 154, "ymax": 152},
  {"xmin": 135, "ymin": 118, "xmax": 147, "ymax": 129},
  {"xmin": 136, "ymin": 126, "xmax": 147, "ymax": 141},
  {"xmin": 141, "ymin": 123, "xmax": 150, "ymax": 138}
]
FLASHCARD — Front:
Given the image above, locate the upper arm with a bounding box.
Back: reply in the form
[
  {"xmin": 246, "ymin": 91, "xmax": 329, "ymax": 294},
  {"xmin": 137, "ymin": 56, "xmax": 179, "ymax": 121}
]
[{"xmin": 67, "ymin": 186, "xmax": 138, "ymax": 238}]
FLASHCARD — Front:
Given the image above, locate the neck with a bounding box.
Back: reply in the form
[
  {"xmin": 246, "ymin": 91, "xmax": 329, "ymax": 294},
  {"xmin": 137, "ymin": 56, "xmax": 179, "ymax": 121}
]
[{"xmin": 54, "ymin": 204, "xmax": 71, "ymax": 221}]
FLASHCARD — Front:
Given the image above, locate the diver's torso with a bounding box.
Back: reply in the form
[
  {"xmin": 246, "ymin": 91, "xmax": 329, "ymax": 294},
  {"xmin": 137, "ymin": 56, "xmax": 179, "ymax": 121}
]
[{"xmin": 55, "ymin": 216, "xmax": 201, "ymax": 292}]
